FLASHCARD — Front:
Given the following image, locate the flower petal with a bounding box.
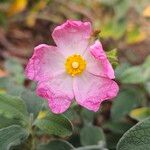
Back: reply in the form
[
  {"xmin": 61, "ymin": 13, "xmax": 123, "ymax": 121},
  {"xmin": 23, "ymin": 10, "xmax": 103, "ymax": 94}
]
[
  {"xmin": 73, "ymin": 71, "xmax": 119, "ymax": 112},
  {"xmin": 36, "ymin": 73, "xmax": 74, "ymax": 114},
  {"xmin": 25, "ymin": 44, "xmax": 65, "ymax": 82},
  {"xmin": 84, "ymin": 40, "xmax": 115, "ymax": 79},
  {"xmin": 52, "ymin": 20, "xmax": 92, "ymax": 57}
]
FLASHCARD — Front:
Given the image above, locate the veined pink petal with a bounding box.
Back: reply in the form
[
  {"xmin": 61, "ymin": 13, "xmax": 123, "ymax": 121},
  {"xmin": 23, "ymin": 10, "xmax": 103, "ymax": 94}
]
[
  {"xmin": 25, "ymin": 44, "xmax": 65, "ymax": 82},
  {"xmin": 73, "ymin": 71, "xmax": 119, "ymax": 112},
  {"xmin": 84, "ymin": 40, "xmax": 115, "ymax": 79},
  {"xmin": 52, "ymin": 20, "xmax": 92, "ymax": 57},
  {"xmin": 36, "ymin": 73, "xmax": 74, "ymax": 114}
]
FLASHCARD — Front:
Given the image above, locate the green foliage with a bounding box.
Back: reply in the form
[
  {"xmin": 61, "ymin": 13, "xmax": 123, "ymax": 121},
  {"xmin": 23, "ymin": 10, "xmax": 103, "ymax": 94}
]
[
  {"xmin": 106, "ymin": 132, "xmax": 122, "ymax": 150},
  {"xmin": 117, "ymin": 117, "xmax": 150, "ymax": 150},
  {"xmin": 0, "ymin": 0, "xmax": 10, "ymax": 3},
  {"xmin": 0, "ymin": 12, "xmax": 7, "ymax": 26},
  {"xmin": 0, "ymin": 58, "xmax": 25, "ymax": 96},
  {"xmin": 100, "ymin": 0, "xmax": 118, "ymax": 6},
  {"xmin": 130, "ymin": 107, "xmax": 150, "ymax": 121},
  {"xmin": 37, "ymin": 140, "xmax": 74, "ymax": 150},
  {"xmin": 0, "ymin": 116, "xmax": 22, "ymax": 129},
  {"xmin": 0, "ymin": 125, "xmax": 29, "ymax": 150},
  {"xmin": 4, "ymin": 58, "xmax": 25, "ymax": 85},
  {"xmin": 119, "ymin": 56, "xmax": 150, "ymax": 84},
  {"xmin": 114, "ymin": 0, "xmax": 129, "ymax": 19},
  {"xmin": 34, "ymin": 111, "xmax": 73, "ymax": 137},
  {"xmin": 0, "ymin": 94, "xmax": 29, "ymax": 126},
  {"xmin": 21, "ymin": 89, "xmax": 44, "ymax": 118},
  {"xmin": 104, "ymin": 121, "xmax": 133, "ymax": 134},
  {"xmin": 100, "ymin": 19, "xmax": 126, "ymax": 40},
  {"xmin": 145, "ymin": 82, "xmax": 150, "ymax": 95},
  {"xmin": 106, "ymin": 49, "xmax": 118, "ymax": 68},
  {"xmin": 111, "ymin": 87, "xmax": 142, "ymax": 120},
  {"xmin": 115, "ymin": 63, "xmax": 131, "ymax": 80},
  {"xmin": 0, "ymin": 92, "xmax": 75, "ymax": 148},
  {"xmin": 0, "ymin": 78, "xmax": 25, "ymax": 96},
  {"xmin": 81, "ymin": 109, "xmax": 94, "ymax": 124},
  {"xmin": 126, "ymin": 25, "xmax": 146, "ymax": 44},
  {"xmin": 80, "ymin": 126, "xmax": 105, "ymax": 146}
]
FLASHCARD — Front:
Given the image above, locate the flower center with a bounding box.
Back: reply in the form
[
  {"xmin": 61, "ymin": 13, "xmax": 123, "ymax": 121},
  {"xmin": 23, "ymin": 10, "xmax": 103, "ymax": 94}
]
[
  {"xmin": 65, "ymin": 54, "xmax": 86, "ymax": 76},
  {"xmin": 72, "ymin": 61, "xmax": 79, "ymax": 69}
]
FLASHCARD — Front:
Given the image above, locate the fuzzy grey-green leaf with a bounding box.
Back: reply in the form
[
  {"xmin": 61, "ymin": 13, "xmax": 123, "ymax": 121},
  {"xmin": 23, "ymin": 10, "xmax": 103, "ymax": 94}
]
[
  {"xmin": 117, "ymin": 117, "xmax": 150, "ymax": 150},
  {"xmin": 0, "ymin": 125, "xmax": 29, "ymax": 150},
  {"xmin": 21, "ymin": 89, "xmax": 44, "ymax": 118},
  {"xmin": 0, "ymin": 94, "xmax": 29, "ymax": 125},
  {"xmin": 120, "ymin": 56, "xmax": 150, "ymax": 84},
  {"xmin": 80, "ymin": 126, "xmax": 105, "ymax": 146},
  {"xmin": 37, "ymin": 140, "xmax": 74, "ymax": 150},
  {"xmin": 34, "ymin": 111, "xmax": 73, "ymax": 137},
  {"xmin": 111, "ymin": 87, "xmax": 142, "ymax": 120}
]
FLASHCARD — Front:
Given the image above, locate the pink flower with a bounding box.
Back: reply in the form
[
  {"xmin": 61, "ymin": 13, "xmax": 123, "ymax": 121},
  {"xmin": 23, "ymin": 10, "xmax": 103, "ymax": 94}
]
[{"xmin": 25, "ymin": 20, "xmax": 119, "ymax": 114}]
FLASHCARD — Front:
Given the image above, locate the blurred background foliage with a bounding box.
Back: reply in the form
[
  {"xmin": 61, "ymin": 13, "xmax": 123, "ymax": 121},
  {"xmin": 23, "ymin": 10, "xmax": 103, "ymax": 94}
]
[{"xmin": 0, "ymin": 0, "xmax": 150, "ymax": 150}]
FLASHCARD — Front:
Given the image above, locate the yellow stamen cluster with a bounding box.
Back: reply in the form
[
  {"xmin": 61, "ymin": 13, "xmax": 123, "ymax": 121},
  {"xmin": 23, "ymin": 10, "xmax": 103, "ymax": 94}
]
[{"xmin": 65, "ymin": 54, "xmax": 86, "ymax": 76}]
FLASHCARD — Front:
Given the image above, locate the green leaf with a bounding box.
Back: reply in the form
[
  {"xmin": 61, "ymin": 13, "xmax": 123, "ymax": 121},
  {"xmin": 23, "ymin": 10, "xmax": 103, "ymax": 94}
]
[
  {"xmin": 120, "ymin": 66, "xmax": 148, "ymax": 84},
  {"xmin": 120, "ymin": 56, "xmax": 150, "ymax": 84},
  {"xmin": 114, "ymin": 0, "xmax": 129, "ymax": 19},
  {"xmin": 4, "ymin": 58, "xmax": 25, "ymax": 85},
  {"xmin": 0, "ymin": 77, "xmax": 8, "ymax": 89},
  {"xmin": 0, "ymin": 12, "xmax": 7, "ymax": 27},
  {"xmin": 103, "ymin": 121, "xmax": 133, "ymax": 134},
  {"xmin": 34, "ymin": 111, "xmax": 73, "ymax": 137},
  {"xmin": 106, "ymin": 49, "xmax": 118, "ymax": 68},
  {"xmin": 106, "ymin": 133, "xmax": 122, "ymax": 150},
  {"xmin": 145, "ymin": 82, "xmax": 150, "ymax": 95},
  {"xmin": 117, "ymin": 117, "xmax": 150, "ymax": 150},
  {"xmin": 75, "ymin": 145, "xmax": 108, "ymax": 150},
  {"xmin": 81, "ymin": 109, "xmax": 94, "ymax": 124},
  {"xmin": 64, "ymin": 108, "xmax": 80, "ymax": 124},
  {"xmin": 130, "ymin": 107, "xmax": 150, "ymax": 121},
  {"xmin": 68, "ymin": 134, "xmax": 81, "ymax": 148},
  {"xmin": 0, "ymin": 116, "xmax": 22, "ymax": 129},
  {"xmin": 0, "ymin": 125, "xmax": 29, "ymax": 150},
  {"xmin": 0, "ymin": 77, "xmax": 25, "ymax": 96},
  {"xmin": 37, "ymin": 140, "xmax": 74, "ymax": 150},
  {"xmin": 143, "ymin": 55, "xmax": 150, "ymax": 68},
  {"xmin": 0, "ymin": 94, "xmax": 29, "ymax": 126},
  {"xmin": 100, "ymin": 19, "xmax": 126, "ymax": 40},
  {"xmin": 100, "ymin": 0, "xmax": 118, "ymax": 6},
  {"xmin": 80, "ymin": 126, "xmax": 105, "ymax": 146},
  {"xmin": 111, "ymin": 87, "xmax": 142, "ymax": 120},
  {"xmin": 0, "ymin": 0, "xmax": 9, "ymax": 3},
  {"xmin": 115, "ymin": 63, "xmax": 131, "ymax": 80},
  {"xmin": 126, "ymin": 25, "xmax": 146, "ymax": 44},
  {"xmin": 21, "ymin": 89, "xmax": 44, "ymax": 118},
  {"xmin": 6, "ymin": 81, "xmax": 25, "ymax": 96}
]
